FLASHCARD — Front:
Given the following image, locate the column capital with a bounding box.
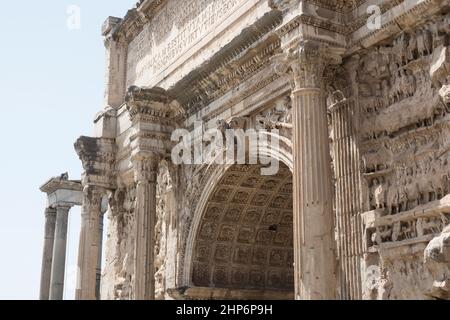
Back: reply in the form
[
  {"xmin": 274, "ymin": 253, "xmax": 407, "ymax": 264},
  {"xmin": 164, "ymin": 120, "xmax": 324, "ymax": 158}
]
[
  {"xmin": 273, "ymin": 40, "xmax": 345, "ymax": 91},
  {"xmin": 81, "ymin": 185, "xmax": 106, "ymax": 217},
  {"xmin": 125, "ymin": 86, "xmax": 184, "ymax": 124},
  {"xmin": 53, "ymin": 204, "xmax": 74, "ymax": 211}
]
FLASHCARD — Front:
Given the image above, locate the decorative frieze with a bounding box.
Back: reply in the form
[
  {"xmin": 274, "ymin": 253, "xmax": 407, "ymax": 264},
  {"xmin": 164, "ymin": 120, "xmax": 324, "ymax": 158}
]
[{"xmin": 365, "ymin": 195, "xmax": 450, "ymax": 248}]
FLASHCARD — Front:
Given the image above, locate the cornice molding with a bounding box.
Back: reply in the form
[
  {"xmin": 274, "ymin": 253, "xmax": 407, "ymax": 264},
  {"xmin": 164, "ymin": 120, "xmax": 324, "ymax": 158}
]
[
  {"xmin": 270, "ymin": 0, "xmax": 367, "ymax": 13},
  {"xmin": 349, "ymin": 0, "xmax": 449, "ymax": 53},
  {"xmin": 279, "ymin": 14, "xmax": 347, "ymax": 37},
  {"xmin": 131, "ymin": 151, "xmax": 159, "ymax": 183},
  {"xmin": 124, "ymin": 86, "xmax": 184, "ymax": 161},
  {"xmin": 125, "ymin": 86, "xmax": 184, "ymax": 123},
  {"xmin": 40, "ymin": 175, "xmax": 82, "ymax": 194},
  {"xmin": 106, "ymin": 0, "xmax": 449, "ymax": 121},
  {"xmin": 114, "ymin": 0, "xmax": 167, "ymax": 43},
  {"xmin": 181, "ymin": 37, "xmax": 283, "ymax": 117}
]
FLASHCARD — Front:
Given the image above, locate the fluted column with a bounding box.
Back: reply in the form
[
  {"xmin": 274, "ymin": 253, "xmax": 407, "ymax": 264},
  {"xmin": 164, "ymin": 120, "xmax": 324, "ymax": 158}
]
[
  {"xmin": 75, "ymin": 185, "xmax": 104, "ymax": 300},
  {"xmin": 49, "ymin": 205, "xmax": 71, "ymax": 300},
  {"xmin": 133, "ymin": 154, "xmax": 158, "ymax": 300},
  {"xmin": 288, "ymin": 41, "xmax": 339, "ymax": 300},
  {"xmin": 329, "ymin": 97, "xmax": 364, "ymax": 300},
  {"xmin": 124, "ymin": 86, "xmax": 179, "ymax": 299},
  {"xmin": 96, "ymin": 212, "xmax": 105, "ymax": 299},
  {"xmin": 39, "ymin": 208, "xmax": 57, "ymax": 300}
]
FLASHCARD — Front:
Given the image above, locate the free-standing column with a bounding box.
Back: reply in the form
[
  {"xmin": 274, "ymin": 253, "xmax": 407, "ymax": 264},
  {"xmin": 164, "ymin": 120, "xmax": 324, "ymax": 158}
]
[
  {"xmin": 133, "ymin": 154, "xmax": 158, "ymax": 300},
  {"xmin": 76, "ymin": 185, "xmax": 104, "ymax": 300},
  {"xmin": 49, "ymin": 205, "xmax": 71, "ymax": 300},
  {"xmin": 289, "ymin": 41, "xmax": 339, "ymax": 299},
  {"xmin": 39, "ymin": 208, "xmax": 57, "ymax": 300}
]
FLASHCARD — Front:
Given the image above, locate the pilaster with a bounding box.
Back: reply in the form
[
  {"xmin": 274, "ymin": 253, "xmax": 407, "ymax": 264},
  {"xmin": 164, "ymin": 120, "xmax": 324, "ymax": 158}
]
[
  {"xmin": 327, "ymin": 57, "xmax": 364, "ymax": 300},
  {"xmin": 276, "ymin": 40, "xmax": 343, "ymax": 299}
]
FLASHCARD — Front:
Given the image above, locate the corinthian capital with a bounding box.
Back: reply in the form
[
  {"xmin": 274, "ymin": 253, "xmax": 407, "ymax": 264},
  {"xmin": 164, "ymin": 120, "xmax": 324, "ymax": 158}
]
[
  {"xmin": 125, "ymin": 86, "xmax": 184, "ymax": 122},
  {"xmin": 74, "ymin": 136, "xmax": 116, "ymax": 189},
  {"xmin": 290, "ymin": 42, "xmax": 325, "ymax": 89},
  {"xmin": 273, "ymin": 40, "xmax": 345, "ymax": 91},
  {"xmin": 81, "ymin": 185, "xmax": 105, "ymax": 215}
]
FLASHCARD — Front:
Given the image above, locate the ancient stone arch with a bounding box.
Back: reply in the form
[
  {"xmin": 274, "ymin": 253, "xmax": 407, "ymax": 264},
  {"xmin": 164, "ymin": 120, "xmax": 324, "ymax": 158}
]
[
  {"xmin": 39, "ymin": 0, "xmax": 450, "ymax": 301},
  {"xmin": 179, "ymin": 157, "xmax": 294, "ymax": 299}
]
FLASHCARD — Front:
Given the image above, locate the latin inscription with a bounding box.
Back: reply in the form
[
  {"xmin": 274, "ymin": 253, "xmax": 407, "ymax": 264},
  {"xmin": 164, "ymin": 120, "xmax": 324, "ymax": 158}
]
[{"xmin": 126, "ymin": 0, "xmax": 245, "ymax": 87}]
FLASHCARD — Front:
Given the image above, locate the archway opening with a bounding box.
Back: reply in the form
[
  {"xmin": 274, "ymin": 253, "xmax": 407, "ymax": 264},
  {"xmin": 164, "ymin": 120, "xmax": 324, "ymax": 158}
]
[{"xmin": 190, "ymin": 163, "xmax": 294, "ymax": 300}]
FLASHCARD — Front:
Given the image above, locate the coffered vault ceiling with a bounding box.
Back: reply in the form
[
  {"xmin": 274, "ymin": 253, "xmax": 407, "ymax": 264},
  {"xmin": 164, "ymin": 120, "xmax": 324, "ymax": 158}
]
[{"xmin": 192, "ymin": 163, "xmax": 294, "ymax": 291}]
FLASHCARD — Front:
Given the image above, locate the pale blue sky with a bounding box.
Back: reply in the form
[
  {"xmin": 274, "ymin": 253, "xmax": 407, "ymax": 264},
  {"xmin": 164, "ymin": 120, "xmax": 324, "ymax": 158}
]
[{"xmin": 0, "ymin": 1, "xmax": 135, "ymax": 300}]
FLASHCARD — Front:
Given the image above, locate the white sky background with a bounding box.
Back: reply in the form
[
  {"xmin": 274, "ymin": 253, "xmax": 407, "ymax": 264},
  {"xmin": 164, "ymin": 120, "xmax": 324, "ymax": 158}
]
[{"xmin": 0, "ymin": 0, "xmax": 135, "ymax": 300}]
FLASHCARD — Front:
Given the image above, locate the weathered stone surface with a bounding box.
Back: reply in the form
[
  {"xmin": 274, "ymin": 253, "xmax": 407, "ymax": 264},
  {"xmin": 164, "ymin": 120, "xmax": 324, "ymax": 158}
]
[
  {"xmin": 424, "ymin": 224, "xmax": 450, "ymax": 299},
  {"xmin": 430, "ymin": 46, "xmax": 450, "ymax": 85},
  {"xmin": 40, "ymin": 0, "xmax": 450, "ymax": 300}
]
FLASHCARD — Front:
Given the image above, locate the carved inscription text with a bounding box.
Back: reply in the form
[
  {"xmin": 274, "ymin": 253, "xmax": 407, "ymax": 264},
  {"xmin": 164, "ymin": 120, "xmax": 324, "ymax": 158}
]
[{"xmin": 126, "ymin": 0, "xmax": 245, "ymax": 87}]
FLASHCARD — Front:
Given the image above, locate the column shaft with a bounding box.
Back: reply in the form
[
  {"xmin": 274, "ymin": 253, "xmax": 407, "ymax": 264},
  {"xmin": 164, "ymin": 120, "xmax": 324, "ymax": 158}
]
[
  {"xmin": 132, "ymin": 156, "xmax": 158, "ymax": 300},
  {"xmin": 292, "ymin": 87, "xmax": 337, "ymax": 299},
  {"xmin": 39, "ymin": 208, "xmax": 57, "ymax": 300},
  {"xmin": 134, "ymin": 179, "xmax": 157, "ymax": 300},
  {"xmin": 76, "ymin": 186, "xmax": 103, "ymax": 300},
  {"xmin": 49, "ymin": 206, "xmax": 71, "ymax": 300}
]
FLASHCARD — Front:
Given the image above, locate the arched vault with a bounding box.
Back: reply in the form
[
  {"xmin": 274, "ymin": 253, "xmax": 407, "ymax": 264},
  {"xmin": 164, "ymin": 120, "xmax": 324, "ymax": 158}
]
[{"xmin": 188, "ymin": 163, "xmax": 294, "ymax": 297}]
